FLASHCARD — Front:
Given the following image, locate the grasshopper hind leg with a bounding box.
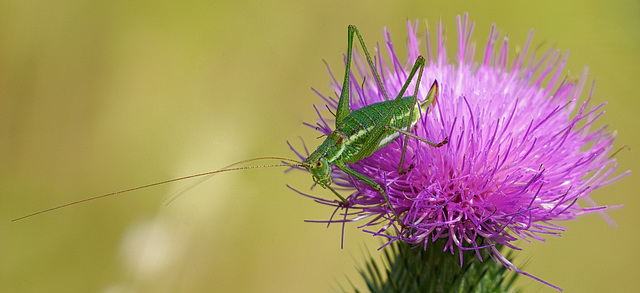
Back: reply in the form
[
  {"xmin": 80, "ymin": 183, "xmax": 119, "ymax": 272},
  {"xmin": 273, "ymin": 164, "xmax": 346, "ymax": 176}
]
[{"xmin": 391, "ymin": 124, "xmax": 449, "ymax": 174}]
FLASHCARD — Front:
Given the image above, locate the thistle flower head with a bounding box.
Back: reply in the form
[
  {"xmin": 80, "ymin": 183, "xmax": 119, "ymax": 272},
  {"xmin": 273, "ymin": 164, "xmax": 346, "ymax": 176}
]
[{"xmin": 293, "ymin": 14, "xmax": 628, "ymax": 290}]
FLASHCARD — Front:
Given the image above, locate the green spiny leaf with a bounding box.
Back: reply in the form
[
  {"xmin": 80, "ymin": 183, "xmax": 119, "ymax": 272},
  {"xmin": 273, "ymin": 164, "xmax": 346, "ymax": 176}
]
[{"xmin": 353, "ymin": 239, "xmax": 520, "ymax": 293}]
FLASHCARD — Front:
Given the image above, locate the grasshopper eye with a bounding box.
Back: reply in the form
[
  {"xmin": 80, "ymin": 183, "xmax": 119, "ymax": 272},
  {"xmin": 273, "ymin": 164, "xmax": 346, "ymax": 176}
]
[{"xmin": 316, "ymin": 161, "xmax": 323, "ymax": 167}]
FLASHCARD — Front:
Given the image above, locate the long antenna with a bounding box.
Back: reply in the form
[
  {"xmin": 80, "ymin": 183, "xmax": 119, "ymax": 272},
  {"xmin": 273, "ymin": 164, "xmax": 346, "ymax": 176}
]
[{"xmin": 12, "ymin": 156, "xmax": 304, "ymax": 222}]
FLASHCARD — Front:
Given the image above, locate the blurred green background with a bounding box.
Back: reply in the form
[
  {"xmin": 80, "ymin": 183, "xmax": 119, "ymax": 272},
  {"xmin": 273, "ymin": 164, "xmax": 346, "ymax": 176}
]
[{"xmin": 1, "ymin": 0, "xmax": 637, "ymax": 292}]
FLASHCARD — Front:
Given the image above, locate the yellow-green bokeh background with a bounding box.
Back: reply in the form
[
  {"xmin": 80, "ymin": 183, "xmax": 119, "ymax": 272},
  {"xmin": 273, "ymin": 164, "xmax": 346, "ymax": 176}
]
[{"xmin": 1, "ymin": 1, "xmax": 638, "ymax": 292}]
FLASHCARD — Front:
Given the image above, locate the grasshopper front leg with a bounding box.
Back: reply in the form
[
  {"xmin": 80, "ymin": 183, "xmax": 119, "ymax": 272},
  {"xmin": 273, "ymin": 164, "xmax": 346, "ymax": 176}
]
[{"xmin": 334, "ymin": 161, "xmax": 404, "ymax": 227}]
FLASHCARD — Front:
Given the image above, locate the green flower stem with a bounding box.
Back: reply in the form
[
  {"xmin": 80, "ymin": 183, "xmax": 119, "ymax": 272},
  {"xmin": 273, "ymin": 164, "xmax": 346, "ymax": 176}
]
[{"xmin": 356, "ymin": 239, "xmax": 519, "ymax": 293}]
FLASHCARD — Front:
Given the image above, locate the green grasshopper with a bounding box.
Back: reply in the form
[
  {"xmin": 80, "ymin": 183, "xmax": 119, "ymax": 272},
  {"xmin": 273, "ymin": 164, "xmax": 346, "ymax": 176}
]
[
  {"xmin": 12, "ymin": 25, "xmax": 447, "ymax": 224},
  {"xmin": 303, "ymin": 25, "xmax": 447, "ymax": 226}
]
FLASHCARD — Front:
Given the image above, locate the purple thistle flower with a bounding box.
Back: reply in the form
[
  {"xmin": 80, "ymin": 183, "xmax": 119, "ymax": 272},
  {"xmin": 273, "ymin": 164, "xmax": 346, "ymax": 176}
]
[{"xmin": 292, "ymin": 14, "xmax": 629, "ymax": 290}]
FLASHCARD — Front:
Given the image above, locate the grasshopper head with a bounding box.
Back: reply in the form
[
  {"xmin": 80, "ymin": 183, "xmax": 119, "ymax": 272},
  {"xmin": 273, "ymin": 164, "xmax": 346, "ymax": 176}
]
[{"xmin": 304, "ymin": 154, "xmax": 332, "ymax": 187}]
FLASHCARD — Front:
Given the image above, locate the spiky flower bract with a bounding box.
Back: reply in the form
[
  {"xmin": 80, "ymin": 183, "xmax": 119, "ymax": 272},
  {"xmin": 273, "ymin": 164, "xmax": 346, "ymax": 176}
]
[
  {"xmin": 292, "ymin": 14, "xmax": 628, "ymax": 290},
  {"xmin": 356, "ymin": 241, "xmax": 519, "ymax": 293}
]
